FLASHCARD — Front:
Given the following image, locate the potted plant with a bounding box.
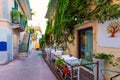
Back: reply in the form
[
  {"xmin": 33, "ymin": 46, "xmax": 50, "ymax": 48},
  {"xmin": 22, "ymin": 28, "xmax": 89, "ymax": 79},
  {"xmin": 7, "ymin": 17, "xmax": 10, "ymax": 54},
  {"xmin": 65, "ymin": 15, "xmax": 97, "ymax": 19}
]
[
  {"xmin": 20, "ymin": 13, "xmax": 27, "ymax": 27},
  {"xmin": 55, "ymin": 58, "xmax": 69, "ymax": 75},
  {"xmin": 92, "ymin": 53, "xmax": 114, "ymax": 80},
  {"xmin": 11, "ymin": 10, "xmax": 21, "ymax": 24},
  {"xmin": 55, "ymin": 58, "xmax": 64, "ymax": 67},
  {"xmin": 93, "ymin": 53, "xmax": 113, "ymax": 60}
]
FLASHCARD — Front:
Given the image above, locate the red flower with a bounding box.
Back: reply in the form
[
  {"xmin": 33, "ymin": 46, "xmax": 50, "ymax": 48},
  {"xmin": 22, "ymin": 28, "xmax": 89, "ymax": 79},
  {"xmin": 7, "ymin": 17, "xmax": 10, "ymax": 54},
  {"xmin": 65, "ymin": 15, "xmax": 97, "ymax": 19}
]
[{"xmin": 62, "ymin": 66, "xmax": 69, "ymax": 74}]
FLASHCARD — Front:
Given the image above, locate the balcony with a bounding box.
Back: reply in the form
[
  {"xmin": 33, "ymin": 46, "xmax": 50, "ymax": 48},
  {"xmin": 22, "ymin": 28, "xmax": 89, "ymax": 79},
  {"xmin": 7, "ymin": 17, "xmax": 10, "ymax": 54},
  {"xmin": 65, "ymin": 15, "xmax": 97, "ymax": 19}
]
[{"xmin": 11, "ymin": 10, "xmax": 27, "ymax": 32}]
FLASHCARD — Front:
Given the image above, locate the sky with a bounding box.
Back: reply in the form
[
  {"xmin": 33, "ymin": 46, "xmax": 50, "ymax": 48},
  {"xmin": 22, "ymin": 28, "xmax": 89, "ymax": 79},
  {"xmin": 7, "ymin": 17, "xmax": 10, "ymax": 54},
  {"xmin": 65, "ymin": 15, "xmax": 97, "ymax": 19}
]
[{"xmin": 28, "ymin": 0, "xmax": 49, "ymax": 34}]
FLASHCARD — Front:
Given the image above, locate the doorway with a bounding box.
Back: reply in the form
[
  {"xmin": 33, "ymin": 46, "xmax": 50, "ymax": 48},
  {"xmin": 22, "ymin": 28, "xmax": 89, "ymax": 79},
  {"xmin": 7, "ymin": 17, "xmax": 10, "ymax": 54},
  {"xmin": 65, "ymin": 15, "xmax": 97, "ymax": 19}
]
[{"xmin": 78, "ymin": 27, "xmax": 93, "ymax": 61}]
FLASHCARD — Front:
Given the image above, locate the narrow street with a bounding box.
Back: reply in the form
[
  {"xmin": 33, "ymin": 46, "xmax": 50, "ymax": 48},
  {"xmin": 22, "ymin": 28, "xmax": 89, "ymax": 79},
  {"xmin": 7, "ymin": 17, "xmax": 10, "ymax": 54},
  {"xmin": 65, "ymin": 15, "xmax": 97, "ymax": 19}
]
[{"xmin": 0, "ymin": 50, "xmax": 57, "ymax": 80}]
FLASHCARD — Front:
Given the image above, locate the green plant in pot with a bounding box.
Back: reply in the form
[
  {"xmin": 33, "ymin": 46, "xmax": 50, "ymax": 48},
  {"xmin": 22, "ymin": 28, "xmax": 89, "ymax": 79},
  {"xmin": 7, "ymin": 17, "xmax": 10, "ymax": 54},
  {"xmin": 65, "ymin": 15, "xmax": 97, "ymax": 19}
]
[
  {"xmin": 55, "ymin": 58, "xmax": 64, "ymax": 67},
  {"xmin": 55, "ymin": 58, "xmax": 69, "ymax": 74},
  {"xmin": 11, "ymin": 10, "xmax": 21, "ymax": 24},
  {"xmin": 93, "ymin": 53, "xmax": 114, "ymax": 60},
  {"xmin": 20, "ymin": 13, "xmax": 27, "ymax": 28},
  {"xmin": 93, "ymin": 53, "xmax": 114, "ymax": 80}
]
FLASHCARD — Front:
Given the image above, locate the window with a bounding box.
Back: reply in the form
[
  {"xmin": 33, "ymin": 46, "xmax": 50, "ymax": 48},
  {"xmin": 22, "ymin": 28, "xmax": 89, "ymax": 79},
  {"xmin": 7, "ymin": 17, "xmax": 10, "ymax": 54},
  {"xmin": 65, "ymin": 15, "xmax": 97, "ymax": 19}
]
[
  {"xmin": 12, "ymin": 0, "xmax": 18, "ymax": 10},
  {"xmin": 78, "ymin": 27, "xmax": 93, "ymax": 70},
  {"xmin": 78, "ymin": 27, "xmax": 93, "ymax": 61}
]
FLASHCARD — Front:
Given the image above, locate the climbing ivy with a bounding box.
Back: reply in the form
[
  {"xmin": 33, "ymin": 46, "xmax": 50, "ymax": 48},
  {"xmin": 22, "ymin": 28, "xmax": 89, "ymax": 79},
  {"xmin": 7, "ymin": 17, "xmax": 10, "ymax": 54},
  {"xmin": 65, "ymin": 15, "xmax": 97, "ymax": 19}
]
[
  {"xmin": 45, "ymin": 20, "xmax": 53, "ymax": 35},
  {"xmin": 53, "ymin": 0, "xmax": 74, "ymax": 49},
  {"xmin": 46, "ymin": 0, "xmax": 120, "ymax": 49},
  {"xmin": 40, "ymin": 35, "xmax": 46, "ymax": 50},
  {"xmin": 45, "ymin": 20, "xmax": 53, "ymax": 46}
]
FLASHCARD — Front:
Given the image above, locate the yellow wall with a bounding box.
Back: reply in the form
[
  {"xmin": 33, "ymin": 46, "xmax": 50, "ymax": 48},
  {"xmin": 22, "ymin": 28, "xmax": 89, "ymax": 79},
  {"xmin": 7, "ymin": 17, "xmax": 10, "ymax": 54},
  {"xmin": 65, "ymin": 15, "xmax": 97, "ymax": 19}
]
[
  {"xmin": 66, "ymin": 20, "xmax": 120, "ymax": 79},
  {"xmin": 97, "ymin": 46, "xmax": 120, "ymax": 79},
  {"xmin": 47, "ymin": 1, "xmax": 120, "ymax": 79},
  {"xmin": 112, "ymin": 0, "xmax": 120, "ymax": 4}
]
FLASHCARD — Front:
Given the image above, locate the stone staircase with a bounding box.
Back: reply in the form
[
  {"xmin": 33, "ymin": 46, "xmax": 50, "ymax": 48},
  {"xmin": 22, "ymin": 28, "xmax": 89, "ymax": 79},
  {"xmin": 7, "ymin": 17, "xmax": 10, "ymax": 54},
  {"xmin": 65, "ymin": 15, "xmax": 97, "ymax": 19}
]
[
  {"xmin": 19, "ymin": 33, "xmax": 29, "ymax": 57},
  {"xmin": 19, "ymin": 43, "xmax": 27, "ymax": 52}
]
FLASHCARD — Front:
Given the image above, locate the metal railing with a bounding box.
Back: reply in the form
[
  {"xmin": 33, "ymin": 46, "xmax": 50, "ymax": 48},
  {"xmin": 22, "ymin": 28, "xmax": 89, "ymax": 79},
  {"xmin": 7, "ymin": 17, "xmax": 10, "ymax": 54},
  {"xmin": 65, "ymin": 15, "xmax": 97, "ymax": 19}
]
[
  {"xmin": 43, "ymin": 50, "xmax": 99, "ymax": 80},
  {"xmin": 101, "ymin": 68, "xmax": 120, "ymax": 80},
  {"xmin": 19, "ymin": 43, "xmax": 27, "ymax": 52},
  {"xmin": 11, "ymin": 10, "xmax": 27, "ymax": 29}
]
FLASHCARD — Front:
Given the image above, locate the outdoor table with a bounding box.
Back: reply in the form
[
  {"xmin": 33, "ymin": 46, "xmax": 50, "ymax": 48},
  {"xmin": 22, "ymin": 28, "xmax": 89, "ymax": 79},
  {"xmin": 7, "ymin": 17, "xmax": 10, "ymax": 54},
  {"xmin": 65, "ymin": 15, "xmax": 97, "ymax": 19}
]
[
  {"xmin": 61, "ymin": 55, "xmax": 81, "ymax": 80},
  {"xmin": 45, "ymin": 48, "xmax": 51, "ymax": 53},
  {"xmin": 51, "ymin": 50, "xmax": 63, "ymax": 59},
  {"xmin": 51, "ymin": 50, "xmax": 63, "ymax": 56},
  {"xmin": 61, "ymin": 55, "xmax": 79, "ymax": 64},
  {"xmin": 45, "ymin": 48, "xmax": 51, "ymax": 60}
]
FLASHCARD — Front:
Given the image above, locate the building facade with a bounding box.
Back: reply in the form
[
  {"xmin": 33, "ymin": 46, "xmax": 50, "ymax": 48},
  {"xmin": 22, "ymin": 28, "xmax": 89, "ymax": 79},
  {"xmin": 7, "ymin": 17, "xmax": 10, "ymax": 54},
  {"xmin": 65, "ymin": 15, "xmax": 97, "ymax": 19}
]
[
  {"xmin": 0, "ymin": 0, "xmax": 31, "ymax": 64},
  {"xmin": 30, "ymin": 26, "xmax": 42, "ymax": 50},
  {"xmin": 45, "ymin": 0, "xmax": 120, "ymax": 79}
]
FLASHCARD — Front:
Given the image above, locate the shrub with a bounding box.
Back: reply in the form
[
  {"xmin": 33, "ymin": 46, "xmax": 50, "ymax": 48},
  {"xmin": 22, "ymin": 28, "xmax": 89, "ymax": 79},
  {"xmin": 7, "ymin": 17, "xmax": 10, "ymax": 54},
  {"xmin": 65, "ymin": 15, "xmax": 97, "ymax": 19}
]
[{"xmin": 93, "ymin": 53, "xmax": 114, "ymax": 60}]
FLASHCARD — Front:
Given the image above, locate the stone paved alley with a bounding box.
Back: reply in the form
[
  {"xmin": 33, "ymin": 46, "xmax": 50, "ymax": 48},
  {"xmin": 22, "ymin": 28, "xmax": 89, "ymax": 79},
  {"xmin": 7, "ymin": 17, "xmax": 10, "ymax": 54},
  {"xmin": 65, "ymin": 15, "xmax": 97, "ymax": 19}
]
[{"xmin": 0, "ymin": 50, "xmax": 57, "ymax": 80}]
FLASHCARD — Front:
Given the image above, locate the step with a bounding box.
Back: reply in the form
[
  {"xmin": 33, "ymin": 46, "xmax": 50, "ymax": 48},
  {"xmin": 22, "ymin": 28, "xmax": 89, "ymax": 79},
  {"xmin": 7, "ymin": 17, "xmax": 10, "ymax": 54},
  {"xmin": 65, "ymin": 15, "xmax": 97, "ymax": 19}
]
[{"xmin": 19, "ymin": 52, "xmax": 28, "ymax": 57}]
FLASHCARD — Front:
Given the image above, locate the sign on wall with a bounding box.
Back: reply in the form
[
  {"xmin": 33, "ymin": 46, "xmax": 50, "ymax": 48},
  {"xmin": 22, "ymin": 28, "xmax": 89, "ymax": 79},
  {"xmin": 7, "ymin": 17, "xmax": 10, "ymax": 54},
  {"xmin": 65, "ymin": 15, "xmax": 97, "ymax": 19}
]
[
  {"xmin": 0, "ymin": 41, "xmax": 7, "ymax": 51},
  {"xmin": 107, "ymin": 21, "xmax": 120, "ymax": 37},
  {"xmin": 98, "ymin": 19, "xmax": 120, "ymax": 48}
]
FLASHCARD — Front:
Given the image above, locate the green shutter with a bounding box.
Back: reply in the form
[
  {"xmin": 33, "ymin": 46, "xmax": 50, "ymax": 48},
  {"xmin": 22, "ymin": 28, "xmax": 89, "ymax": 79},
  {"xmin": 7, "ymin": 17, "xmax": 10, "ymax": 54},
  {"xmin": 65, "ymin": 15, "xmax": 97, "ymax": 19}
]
[{"xmin": 12, "ymin": 0, "xmax": 18, "ymax": 10}]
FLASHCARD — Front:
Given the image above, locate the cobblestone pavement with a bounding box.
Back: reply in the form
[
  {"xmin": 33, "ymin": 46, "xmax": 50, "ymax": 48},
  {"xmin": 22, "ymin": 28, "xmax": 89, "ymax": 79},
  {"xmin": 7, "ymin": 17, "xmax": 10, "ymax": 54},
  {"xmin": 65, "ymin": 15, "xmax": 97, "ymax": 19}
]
[{"xmin": 0, "ymin": 50, "xmax": 57, "ymax": 80}]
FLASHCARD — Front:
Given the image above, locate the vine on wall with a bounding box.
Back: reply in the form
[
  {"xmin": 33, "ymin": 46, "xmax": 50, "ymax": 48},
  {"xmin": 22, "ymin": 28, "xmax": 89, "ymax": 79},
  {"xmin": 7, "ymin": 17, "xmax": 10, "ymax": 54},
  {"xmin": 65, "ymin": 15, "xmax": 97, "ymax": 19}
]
[{"xmin": 45, "ymin": 0, "xmax": 120, "ymax": 49}]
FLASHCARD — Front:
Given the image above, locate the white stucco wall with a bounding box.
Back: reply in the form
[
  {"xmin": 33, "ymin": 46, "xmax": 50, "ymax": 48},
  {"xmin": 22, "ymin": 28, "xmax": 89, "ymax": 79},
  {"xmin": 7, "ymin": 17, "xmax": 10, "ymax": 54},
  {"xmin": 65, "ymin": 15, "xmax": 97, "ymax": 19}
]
[
  {"xmin": 13, "ymin": 33, "xmax": 18, "ymax": 58},
  {"xmin": 0, "ymin": 27, "xmax": 13, "ymax": 64},
  {"xmin": 97, "ymin": 19, "xmax": 120, "ymax": 48}
]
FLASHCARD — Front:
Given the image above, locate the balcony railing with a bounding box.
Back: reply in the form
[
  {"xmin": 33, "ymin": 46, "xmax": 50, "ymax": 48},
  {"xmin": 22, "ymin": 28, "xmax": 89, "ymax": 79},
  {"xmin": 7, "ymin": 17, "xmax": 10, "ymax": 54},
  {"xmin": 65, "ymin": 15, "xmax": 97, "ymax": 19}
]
[{"xmin": 11, "ymin": 10, "xmax": 27, "ymax": 32}]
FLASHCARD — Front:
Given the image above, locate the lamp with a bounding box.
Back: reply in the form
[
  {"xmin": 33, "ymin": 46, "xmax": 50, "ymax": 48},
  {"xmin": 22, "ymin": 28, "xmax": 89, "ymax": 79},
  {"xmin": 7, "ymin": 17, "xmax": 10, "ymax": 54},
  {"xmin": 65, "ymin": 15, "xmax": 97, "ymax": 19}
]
[{"xmin": 74, "ymin": 16, "xmax": 78, "ymax": 21}]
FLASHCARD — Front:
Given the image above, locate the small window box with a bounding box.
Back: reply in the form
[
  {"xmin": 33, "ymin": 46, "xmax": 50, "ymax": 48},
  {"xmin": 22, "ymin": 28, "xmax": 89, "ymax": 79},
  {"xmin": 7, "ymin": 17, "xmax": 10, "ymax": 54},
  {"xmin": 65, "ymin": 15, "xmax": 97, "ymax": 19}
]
[{"xmin": 11, "ymin": 10, "xmax": 20, "ymax": 24}]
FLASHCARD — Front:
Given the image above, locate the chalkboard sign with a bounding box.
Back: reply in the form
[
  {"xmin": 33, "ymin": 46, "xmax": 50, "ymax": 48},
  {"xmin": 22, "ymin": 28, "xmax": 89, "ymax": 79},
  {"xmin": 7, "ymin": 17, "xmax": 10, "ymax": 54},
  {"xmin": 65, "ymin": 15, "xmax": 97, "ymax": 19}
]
[{"xmin": 0, "ymin": 41, "xmax": 7, "ymax": 51}]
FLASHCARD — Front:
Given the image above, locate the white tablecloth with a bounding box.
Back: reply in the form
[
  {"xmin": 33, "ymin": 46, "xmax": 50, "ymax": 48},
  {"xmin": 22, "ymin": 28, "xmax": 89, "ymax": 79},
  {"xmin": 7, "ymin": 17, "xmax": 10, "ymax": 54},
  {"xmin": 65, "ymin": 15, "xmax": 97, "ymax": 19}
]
[
  {"xmin": 45, "ymin": 48, "xmax": 51, "ymax": 53},
  {"xmin": 51, "ymin": 50, "xmax": 63, "ymax": 56},
  {"xmin": 62, "ymin": 55, "xmax": 81, "ymax": 80},
  {"xmin": 62, "ymin": 55, "xmax": 81, "ymax": 65}
]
